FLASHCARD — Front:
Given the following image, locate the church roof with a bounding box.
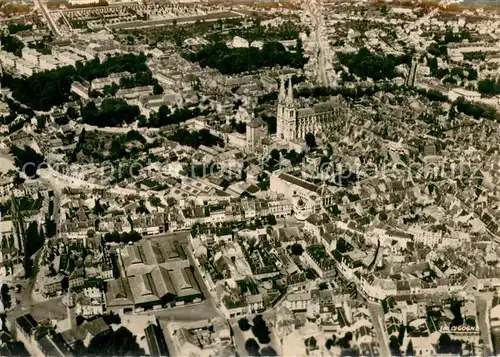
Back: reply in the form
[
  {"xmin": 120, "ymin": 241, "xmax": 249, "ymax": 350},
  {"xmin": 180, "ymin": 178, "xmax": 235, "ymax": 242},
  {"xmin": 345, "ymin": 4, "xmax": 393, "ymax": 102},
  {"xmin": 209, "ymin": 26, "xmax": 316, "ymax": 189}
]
[
  {"xmin": 297, "ymin": 108, "xmax": 314, "ymax": 119},
  {"xmin": 313, "ymin": 101, "xmax": 336, "ymax": 114},
  {"xmin": 247, "ymin": 117, "xmax": 266, "ymax": 128}
]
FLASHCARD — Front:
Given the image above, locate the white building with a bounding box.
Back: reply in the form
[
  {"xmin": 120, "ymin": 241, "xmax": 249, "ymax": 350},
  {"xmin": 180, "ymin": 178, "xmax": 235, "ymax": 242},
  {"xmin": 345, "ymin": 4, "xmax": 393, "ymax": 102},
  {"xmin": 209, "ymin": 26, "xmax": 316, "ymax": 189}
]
[
  {"xmin": 15, "ymin": 59, "xmax": 35, "ymax": 77},
  {"xmin": 90, "ymin": 71, "xmax": 130, "ymax": 90},
  {"xmin": 246, "ymin": 117, "xmax": 268, "ymax": 153},
  {"xmin": 21, "ymin": 48, "xmax": 40, "ymax": 67},
  {"xmin": 68, "ymin": 0, "xmax": 99, "ymax": 4},
  {"xmin": 448, "ymin": 88, "xmax": 482, "ymax": 102},
  {"xmin": 270, "ymin": 171, "xmax": 334, "ymax": 218},
  {"xmin": 229, "ymin": 36, "xmax": 249, "ymax": 48},
  {"xmin": 0, "ymin": 51, "xmax": 17, "ymax": 69},
  {"xmin": 71, "ymin": 82, "xmax": 90, "ymax": 100},
  {"xmin": 38, "ymin": 55, "xmax": 58, "ymax": 71},
  {"xmin": 56, "ymin": 51, "xmax": 83, "ymax": 67}
]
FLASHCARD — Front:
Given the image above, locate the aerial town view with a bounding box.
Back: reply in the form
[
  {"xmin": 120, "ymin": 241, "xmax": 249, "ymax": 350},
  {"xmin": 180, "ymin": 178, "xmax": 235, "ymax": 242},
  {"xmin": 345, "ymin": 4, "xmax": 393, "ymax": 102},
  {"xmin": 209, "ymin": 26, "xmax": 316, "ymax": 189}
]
[{"xmin": 0, "ymin": 0, "xmax": 500, "ymax": 355}]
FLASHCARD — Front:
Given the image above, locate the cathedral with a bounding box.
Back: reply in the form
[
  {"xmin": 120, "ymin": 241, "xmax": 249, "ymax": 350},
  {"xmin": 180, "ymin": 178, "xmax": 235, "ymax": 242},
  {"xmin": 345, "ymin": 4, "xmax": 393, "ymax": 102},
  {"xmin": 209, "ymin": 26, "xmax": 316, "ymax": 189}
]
[{"xmin": 276, "ymin": 77, "xmax": 347, "ymax": 141}]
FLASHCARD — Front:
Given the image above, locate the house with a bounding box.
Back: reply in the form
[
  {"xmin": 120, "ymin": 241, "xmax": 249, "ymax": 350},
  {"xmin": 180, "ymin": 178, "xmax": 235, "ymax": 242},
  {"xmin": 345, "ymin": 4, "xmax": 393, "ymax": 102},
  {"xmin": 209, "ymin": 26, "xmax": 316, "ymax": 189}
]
[
  {"xmin": 284, "ymin": 292, "xmax": 311, "ymax": 311},
  {"xmin": 43, "ymin": 274, "xmax": 65, "ymax": 297}
]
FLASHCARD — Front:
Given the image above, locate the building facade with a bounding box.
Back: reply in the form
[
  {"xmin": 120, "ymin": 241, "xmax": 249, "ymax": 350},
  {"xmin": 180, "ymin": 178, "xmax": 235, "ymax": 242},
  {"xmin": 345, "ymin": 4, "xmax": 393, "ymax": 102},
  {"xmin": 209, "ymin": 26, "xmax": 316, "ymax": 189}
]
[{"xmin": 276, "ymin": 77, "xmax": 347, "ymax": 140}]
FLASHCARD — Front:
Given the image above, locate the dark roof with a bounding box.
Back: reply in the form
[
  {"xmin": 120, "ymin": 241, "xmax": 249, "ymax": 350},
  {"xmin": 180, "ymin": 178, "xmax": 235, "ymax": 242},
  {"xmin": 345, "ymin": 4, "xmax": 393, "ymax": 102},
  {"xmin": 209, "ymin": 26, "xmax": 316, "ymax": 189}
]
[
  {"xmin": 37, "ymin": 334, "xmax": 73, "ymax": 357},
  {"xmin": 278, "ymin": 172, "xmax": 319, "ymax": 193},
  {"xmin": 145, "ymin": 324, "xmax": 169, "ymax": 357},
  {"xmin": 16, "ymin": 314, "xmax": 38, "ymax": 336},
  {"xmin": 82, "ymin": 317, "xmax": 110, "ymax": 337}
]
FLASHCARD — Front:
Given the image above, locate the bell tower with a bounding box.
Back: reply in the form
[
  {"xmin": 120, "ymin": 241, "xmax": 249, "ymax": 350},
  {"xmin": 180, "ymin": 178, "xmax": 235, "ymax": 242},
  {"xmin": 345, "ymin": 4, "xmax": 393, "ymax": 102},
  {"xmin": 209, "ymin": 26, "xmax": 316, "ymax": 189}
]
[
  {"xmin": 276, "ymin": 77, "xmax": 296, "ymax": 140},
  {"xmin": 276, "ymin": 76, "xmax": 286, "ymax": 139}
]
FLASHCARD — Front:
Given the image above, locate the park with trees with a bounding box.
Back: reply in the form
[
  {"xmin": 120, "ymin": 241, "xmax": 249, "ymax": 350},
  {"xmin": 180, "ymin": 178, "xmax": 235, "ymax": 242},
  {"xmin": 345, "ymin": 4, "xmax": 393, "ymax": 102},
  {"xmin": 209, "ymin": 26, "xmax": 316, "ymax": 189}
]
[
  {"xmin": 8, "ymin": 53, "xmax": 149, "ymax": 111},
  {"xmin": 187, "ymin": 38, "xmax": 307, "ymax": 75}
]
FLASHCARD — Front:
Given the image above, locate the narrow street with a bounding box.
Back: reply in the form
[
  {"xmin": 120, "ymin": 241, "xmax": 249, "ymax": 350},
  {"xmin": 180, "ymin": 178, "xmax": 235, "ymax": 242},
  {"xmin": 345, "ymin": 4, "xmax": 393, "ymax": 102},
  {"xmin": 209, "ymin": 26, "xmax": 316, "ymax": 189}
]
[{"xmin": 367, "ymin": 301, "xmax": 391, "ymax": 357}]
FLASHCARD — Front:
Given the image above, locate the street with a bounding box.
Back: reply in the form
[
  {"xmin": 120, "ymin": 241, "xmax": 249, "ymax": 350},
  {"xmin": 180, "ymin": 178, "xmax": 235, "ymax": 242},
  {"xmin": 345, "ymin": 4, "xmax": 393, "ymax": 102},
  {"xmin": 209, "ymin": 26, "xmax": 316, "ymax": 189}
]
[
  {"xmin": 34, "ymin": 0, "xmax": 63, "ymax": 38},
  {"xmin": 367, "ymin": 301, "xmax": 391, "ymax": 357},
  {"xmin": 307, "ymin": 0, "xmax": 329, "ymax": 87},
  {"xmin": 476, "ymin": 292, "xmax": 494, "ymax": 357}
]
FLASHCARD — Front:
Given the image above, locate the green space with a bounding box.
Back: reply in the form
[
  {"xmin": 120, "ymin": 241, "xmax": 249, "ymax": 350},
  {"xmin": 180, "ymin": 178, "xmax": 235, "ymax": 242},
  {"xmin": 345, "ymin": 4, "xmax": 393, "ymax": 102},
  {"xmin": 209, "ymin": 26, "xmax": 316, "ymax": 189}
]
[
  {"xmin": 8, "ymin": 53, "xmax": 148, "ymax": 111},
  {"xmin": 337, "ymin": 47, "xmax": 411, "ymax": 81},
  {"xmin": 187, "ymin": 39, "xmax": 306, "ymax": 75}
]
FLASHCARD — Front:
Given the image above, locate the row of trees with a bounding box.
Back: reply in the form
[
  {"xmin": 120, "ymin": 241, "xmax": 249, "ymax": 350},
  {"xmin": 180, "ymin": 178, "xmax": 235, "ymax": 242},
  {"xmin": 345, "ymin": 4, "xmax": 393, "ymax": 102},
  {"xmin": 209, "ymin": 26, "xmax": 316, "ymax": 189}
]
[
  {"xmin": 187, "ymin": 39, "xmax": 307, "ymax": 75},
  {"xmin": 455, "ymin": 97, "xmax": 498, "ymax": 121},
  {"xmin": 10, "ymin": 53, "xmax": 149, "ymax": 110},
  {"xmin": 103, "ymin": 231, "xmax": 142, "ymax": 243}
]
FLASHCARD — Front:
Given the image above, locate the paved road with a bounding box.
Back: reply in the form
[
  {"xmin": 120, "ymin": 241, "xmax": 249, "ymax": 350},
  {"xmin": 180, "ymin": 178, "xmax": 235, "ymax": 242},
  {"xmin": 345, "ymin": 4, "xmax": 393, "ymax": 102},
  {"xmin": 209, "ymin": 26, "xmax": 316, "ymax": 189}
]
[
  {"xmin": 34, "ymin": 0, "xmax": 63, "ymax": 38},
  {"xmin": 307, "ymin": 0, "xmax": 329, "ymax": 86},
  {"xmin": 366, "ymin": 301, "xmax": 391, "ymax": 357},
  {"xmin": 476, "ymin": 292, "xmax": 494, "ymax": 357}
]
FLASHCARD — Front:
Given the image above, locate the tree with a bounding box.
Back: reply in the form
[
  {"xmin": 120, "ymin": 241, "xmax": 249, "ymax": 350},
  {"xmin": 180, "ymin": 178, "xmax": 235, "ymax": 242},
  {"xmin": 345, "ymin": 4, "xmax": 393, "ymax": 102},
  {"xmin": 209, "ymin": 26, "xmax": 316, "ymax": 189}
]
[
  {"xmin": 290, "ymin": 243, "xmax": 304, "ymax": 256},
  {"xmin": 478, "ymin": 78, "xmax": 500, "ymax": 96},
  {"xmin": 10, "ymin": 53, "xmax": 149, "ymax": 111},
  {"xmin": 86, "ymin": 326, "xmax": 144, "ymax": 356},
  {"xmin": 67, "ymin": 106, "xmax": 79, "ymax": 119},
  {"xmin": 337, "ymin": 47, "xmax": 409, "ymax": 80},
  {"xmin": 437, "ymin": 333, "xmax": 462, "ymax": 355},
  {"xmin": 448, "ymin": 105, "xmax": 457, "ymax": 120},
  {"xmin": 266, "ymin": 214, "xmax": 277, "ymax": 225},
  {"xmin": 187, "ymin": 40, "xmax": 307, "ymax": 75},
  {"xmin": 261, "ymin": 346, "xmax": 278, "ymax": 356},
  {"xmin": 153, "ymin": 82, "xmax": 164, "ymax": 95},
  {"xmin": 406, "ymin": 339, "xmax": 415, "ymax": 357},
  {"xmin": 318, "ymin": 282, "xmax": 328, "ymax": 290},
  {"xmin": 252, "ymin": 315, "xmax": 271, "ymax": 344},
  {"xmin": 325, "ymin": 338, "xmax": 335, "ymax": 350},
  {"xmin": 305, "ymin": 132, "xmax": 317, "ymax": 149},
  {"xmin": 10, "ymin": 145, "xmax": 44, "ymax": 178},
  {"xmin": 258, "ymin": 172, "xmax": 270, "ymax": 191},
  {"xmin": 398, "ymin": 324, "xmax": 406, "ymax": 345},
  {"xmin": 245, "ymin": 338, "xmax": 260, "ymax": 356},
  {"xmin": 1, "ymin": 283, "xmax": 11, "ymax": 309},
  {"xmin": 389, "ymin": 336, "xmax": 401, "ymax": 356},
  {"xmin": 238, "ymin": 318, "xmax": 252, "ymax": 331},
  {"xmin": 305, "ymin": 336, "xmax": 317, "ymax": 349}
]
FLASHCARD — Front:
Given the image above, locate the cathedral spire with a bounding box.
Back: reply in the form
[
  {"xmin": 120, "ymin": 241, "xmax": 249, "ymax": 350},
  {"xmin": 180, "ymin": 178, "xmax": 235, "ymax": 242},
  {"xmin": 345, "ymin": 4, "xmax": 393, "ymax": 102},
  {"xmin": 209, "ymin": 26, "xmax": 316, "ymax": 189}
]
[
  {"xmin": 285, "ymin": 77, "xmax": 294, "ymax": 105},
  {"xmin": 278, "ymin": 76, "xmax": 286, "ymax": 102}
]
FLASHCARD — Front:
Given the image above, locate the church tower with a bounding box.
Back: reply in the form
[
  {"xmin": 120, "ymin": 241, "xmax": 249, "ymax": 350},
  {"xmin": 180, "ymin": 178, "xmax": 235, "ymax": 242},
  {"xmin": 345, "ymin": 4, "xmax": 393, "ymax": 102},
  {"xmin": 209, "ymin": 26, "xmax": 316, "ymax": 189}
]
[
  {"xmin": 276, "ymin": 77, "xmax": 297, "ymax": 140},
  {"xmin": 276, "ymin": 76, "xmax": 286, "ymax": 139}
]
